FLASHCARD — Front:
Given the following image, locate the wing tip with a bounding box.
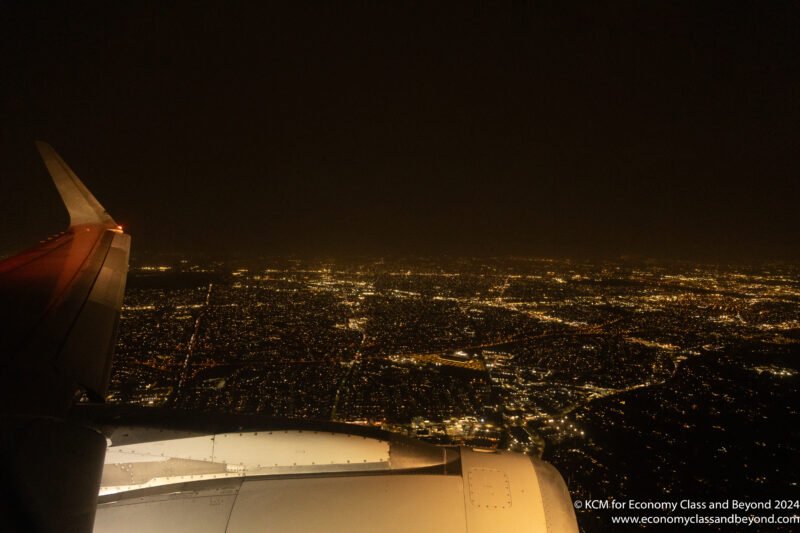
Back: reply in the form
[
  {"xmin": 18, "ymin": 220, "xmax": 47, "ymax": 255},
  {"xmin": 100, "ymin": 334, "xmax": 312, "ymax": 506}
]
[{"xmin": 35, "ymin": 141, "xmax": 117, "ymax": 228}]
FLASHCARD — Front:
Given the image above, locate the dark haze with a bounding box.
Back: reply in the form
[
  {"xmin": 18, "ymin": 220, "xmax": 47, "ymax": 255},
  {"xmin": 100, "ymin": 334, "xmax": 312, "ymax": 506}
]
[{"xmin": 1, "ymin": 3, "xmax": 797, "ymax": 260}]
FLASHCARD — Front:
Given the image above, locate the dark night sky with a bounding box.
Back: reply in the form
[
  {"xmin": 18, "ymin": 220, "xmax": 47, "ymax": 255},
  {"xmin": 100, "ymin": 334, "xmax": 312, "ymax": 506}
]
[{"xmin": 0, "ymin": 2, "xmax": 797, "ymax": 260}]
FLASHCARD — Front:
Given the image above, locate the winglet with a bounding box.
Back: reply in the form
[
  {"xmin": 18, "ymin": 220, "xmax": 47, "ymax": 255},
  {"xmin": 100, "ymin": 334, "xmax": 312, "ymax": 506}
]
[{"xmin": 35, "ymin": 141, "xmax": 117, "ymax": 227}]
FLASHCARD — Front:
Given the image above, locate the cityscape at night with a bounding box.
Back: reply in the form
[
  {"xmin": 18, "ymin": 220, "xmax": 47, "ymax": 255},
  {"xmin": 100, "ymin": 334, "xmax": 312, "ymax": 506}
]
[
  {"xmin": 2, "ymin": 2, "xmax": 799, "ymax": 531},
  {"xmin": 109, "ymin": 256, "xmax": 800, "ymax": 530}
]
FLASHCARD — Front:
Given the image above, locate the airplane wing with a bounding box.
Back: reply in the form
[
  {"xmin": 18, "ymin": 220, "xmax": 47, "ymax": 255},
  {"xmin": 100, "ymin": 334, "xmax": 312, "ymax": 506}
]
[
  {"xmin": 82, "ymin": 406, "xmax": 578, "ymax": 533},
  {"xmin": 0, "ymin": 143, "xmax": 578, "ymax": 533},
  {"xmin": 0, "ymin": 142, "xmax": 130, "ymax": 413},
  {"xmin": 0, "ymin": 143, "xmax": 130, "ymax": 532}
]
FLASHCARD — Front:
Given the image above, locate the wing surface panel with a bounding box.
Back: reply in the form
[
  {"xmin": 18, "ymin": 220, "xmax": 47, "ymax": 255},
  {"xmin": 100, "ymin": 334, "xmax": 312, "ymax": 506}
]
[
  {"xmin": 94, "ymin": 448, "xmax": 578, "ymax": 532},
  {"xmin": 95, "ymin": 475, "xmax": 469, "ymax": 533},
  {"xmin": 93, "ymin": 479, "xmax": 242, "ymax": 533}
]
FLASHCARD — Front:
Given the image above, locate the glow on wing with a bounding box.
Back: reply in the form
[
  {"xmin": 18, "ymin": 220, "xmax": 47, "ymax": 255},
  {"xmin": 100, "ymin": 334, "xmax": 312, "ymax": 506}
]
[{"xmin": 100, "ymin": 431, "xmax": 391, "ymax": 495}]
